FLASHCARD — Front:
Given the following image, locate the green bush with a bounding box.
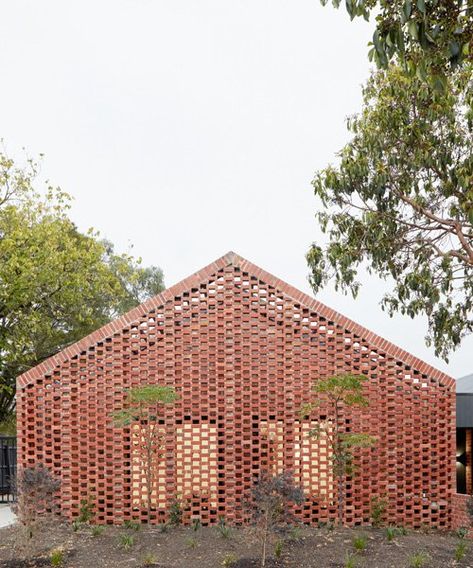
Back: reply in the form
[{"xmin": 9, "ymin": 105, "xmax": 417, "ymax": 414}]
[
  {"xmin": 455, "ymin": 540, "xmax": 468, "ymax": 561},
  {"xmin": 274, "ymin": 539, "xmax": 283, "ymax": 558},
  {"xmin": 344, "ymin": 552, "xmax": 358, "ymax": 568},
  {"xmin": 352, "ymin": 534, "xmax": 368, "ymax": 552},
  {"xmin": 142, "ymin": 552, "xmax": 158, "ymax": 566},
  {"xmin": 221, "ymin": 553, "xmax": 238, "ymax": 567},
  {"xmin": 217, "ymin": 518, "xmax": 231, "ymax": 539},
  {"xmin": 186, "ymin": 536, "xmax": 198, "ymax": 549},
  {"xmin": 123, "ymin": 520, "xmax": 140, "ymax": 531},
  {"xmin": 168, "ymin": 498, "xmax": 183, "ymax": 527},
  {"xmin": 409, "ymin": 551, "xmax": 430, "ymax": 568},
  {"xmin": 50, "ymin": 548, "xmax": 65, "ymax": 567},
  {"xmin": 119, "ymin": 534, "xmax": 135, "ymax": 551},
  {"xmin": 370, "ymin": 496, "xmax": 387, "ymax": 527}
]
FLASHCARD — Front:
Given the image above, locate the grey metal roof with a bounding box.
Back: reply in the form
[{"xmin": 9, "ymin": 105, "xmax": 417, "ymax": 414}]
[{"xmin": 456, "ymin": 374, "xmax": 473, "ymax": 393}]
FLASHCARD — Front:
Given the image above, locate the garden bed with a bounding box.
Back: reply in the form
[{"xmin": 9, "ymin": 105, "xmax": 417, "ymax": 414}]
[{"xmin": 0, "ymin": 522, "xmax": 471, "ymax": 567}]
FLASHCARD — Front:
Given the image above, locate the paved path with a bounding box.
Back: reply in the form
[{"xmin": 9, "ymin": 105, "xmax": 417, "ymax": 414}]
[{"xmin": 0, "ymin": 504, "xmax": 16, "ymax": 528}]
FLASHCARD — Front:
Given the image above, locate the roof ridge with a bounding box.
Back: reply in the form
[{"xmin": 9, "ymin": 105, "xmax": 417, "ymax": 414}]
[{"xmin": 17, "ymin": 250, "xmax": 455, "ymax": 389}]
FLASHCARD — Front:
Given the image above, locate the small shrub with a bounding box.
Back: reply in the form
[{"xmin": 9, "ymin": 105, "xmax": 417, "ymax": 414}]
[
  {"xmin": 244, "ymin": 471, "xmax": 304, "ymax": 568},
  {"xmin": 91, "ymin": 525, "xmax": 104, "ymax": 537},
  {"xmin": 71, "ymin": 520, "xmax": 81, "ymax": 532},
  {"xmin": 222, "ymin": 553, "xmax": 238, "ymax": 567},
  {"xmin": 168, "ymin": 498, "xmax": 183, "ymax": 527},
  {"xmin": 352, "ymin": 534, "xmax": 368, "ymax": 553},
  {"xmin": 119, "ymin": 534, "xmax": 135, "ymax": 551},
  {"xmin": 370, "ymin": 496, "xmax": 387, "ymax": 527},
  {"xmin": 344, "ymin": 552, "xmax": 358, "ymax": 568},
  {"xmin": 455, "ymin": 540, "xmax": 468, "ymax": 561},
  {"xmin": 397, "ymin": 525, "xmax": 408, "ymax": 536},
  {"xmin": 217, "ymin": 518, "xmax": 231, "ymax": 539},
  {"xmin": 50, "ymin": 548, "xmax": 65, "ymax": 567},
  {"xmin": 288, "ymin": 525, "xmax": 302, "ymax": 541},
  {"xmin": 142, "ymin": 552, "xmax": 158, "ymax": 566},
  {"xmin": 274, "ymin": 539, "xmax": 283, "ymax": 558},
  {"xmin": 78, "ymin": 498, "xmax": 94, "ymax": 523},
  {"xmin": 186, "ymin": 536, "xmax": 198, "ymax": 549},
  {"xmin": 385, "ymin": 526, "xmax": 398, "ymax": 542},
  {"xmin": 123, "ymin": 520, "xmax": 140, "ymax": 531},
  {"xmin": 192, "ymin": 517, "xmax": 202, "ymax": 531},
  {"xmin": 14, "ymin": 464, "xmax": 61, "ymax": 540},
  {"xmin": 456, "ymin": 526, "xmax": 469, "ymax": 539},
  {"xmin": 409, "ymin": 551, "xmax": 430, "ymax": 568},
  {"xmin": 158, "ymin": 522, "xmax": 168, "ymax": 533}
]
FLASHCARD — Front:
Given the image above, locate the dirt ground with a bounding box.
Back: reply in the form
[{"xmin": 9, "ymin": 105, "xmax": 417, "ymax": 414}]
[{"xmin": 0, "ymin": 522, "xmax": 472, "ymax": 568}]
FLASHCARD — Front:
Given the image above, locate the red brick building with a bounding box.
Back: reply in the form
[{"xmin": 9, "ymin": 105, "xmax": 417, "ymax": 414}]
[{"xmin": 17, "ymin": 252, "xmax": 457, "ymax": 527}]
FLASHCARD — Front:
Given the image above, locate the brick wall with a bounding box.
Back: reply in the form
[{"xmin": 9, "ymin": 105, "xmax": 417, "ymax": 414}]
[
  {"xmin": 16, "ymin": 252, "xmax": 456, "ymax": 527},
  {"xmin": 452, "ymin": 493, "xmax": 472, "ymax": 532}
]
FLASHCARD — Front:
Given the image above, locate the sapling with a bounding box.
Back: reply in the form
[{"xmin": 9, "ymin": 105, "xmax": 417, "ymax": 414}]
[
  {"xmin": 301, "ymin": 374, "xmax": 376, "ymax": 525},
  {"xmin": 244, "ymin": 471, "xmax": 304, "ymax": 568},
  {"xmin": 112, "ymin": 384, "xmax": 177, "ymax": 521}
]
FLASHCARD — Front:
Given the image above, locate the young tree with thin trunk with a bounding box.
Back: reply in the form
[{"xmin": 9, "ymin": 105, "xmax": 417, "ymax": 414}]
[
  {"xmin": 301, "ymin": 374, "xmax": 376, "ymax": 525},
  {"xmin": 112, "ymin": 385, "xmax": 177, "ymax": 521},
  {"xmin": 244, "ymin": 471, "xmax": 304, "ymax": 568}
]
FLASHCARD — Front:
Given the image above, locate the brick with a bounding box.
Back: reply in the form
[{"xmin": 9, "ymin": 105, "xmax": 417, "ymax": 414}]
[{"xmin": 16, "ymin": 252, "xmax": 456, "ymax": 527}]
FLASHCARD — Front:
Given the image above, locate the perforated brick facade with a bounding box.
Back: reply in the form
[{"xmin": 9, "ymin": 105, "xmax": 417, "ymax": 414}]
[{"xmin": 16, "ymin": 252, "xmax": 456, "ymax": 527}]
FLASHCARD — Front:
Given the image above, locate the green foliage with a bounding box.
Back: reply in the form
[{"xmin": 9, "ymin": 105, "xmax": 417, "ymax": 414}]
[
  {"xmin": 385, "ymin": 526, "xmax": 398, "ymax": 542},
  {"xmin": 0, "ymin": 152, "xmax": 164, "ymax": 421},
  {"xmin": 191, "ymin": 517, "xmax": 202, "ymax": 531},
  {"xmin": 119, "ymin": 534, "xmax": 135, "ymax": 551},
  {"xmin": 409, "ymin": 551, "xmax": 430, "ymax": 568},
  {"xmin": 456, "ymin": 526, "xmax": 469, "ymax": 539},
  {"xmin": 158, "ymin": 522, "xmax": 169, "ymax": 533},
  {"xmin": 344, "ymin": 552, "xmax": 358, "ymax": 568},
  {"xmin": 302, "ymin": 374, "xmax": 376, "ymax": 524},
  {"xmin": 186, "ymin": 536, "xmax": 198, "ymax": 549},
  {"xmin": 77, "ymin": 498, "xmax": 94, "ymax": 524},
  {"xmin": 217, "ymin": 517, "xmax": 231, "ymax": 539},
  {"xmin": 221, "ymin": 553, "xmax": 238, "ymax": 568},
  {"xmin": 142, "ymin": 552, "xmax": 158, "ymax": 566},
  {"xmin": 91, "ymin": 525, "xmax": 105, "ymax": 537},
  {"xmin": 319, "ymin": 0, "xmax": 473, "ymax": 82},
  {"xmin": 455, "ymin": 540, "xmax": 468, "ymax": 561},
  {"xmin": 49, "ymin": 548, "xmax": 65, "ymax": 567},
  {"xmin": 370, "ymin": 496, "xmax": 388, "ymax": 527},
  {"xmin": 308, "ymin": 64, "xmax": 473, "ymax": 359},
  {"xmin": 0, "ymin": 414, "xmax": 16, "ymax": 435},
  {"xmin": 288, "ymin": 525, "xmax": 303, "ymax": 540},
  {"xmin": 71, "ymin": 520, "xmax": 81, "ymax": 532},
  {"xmin": 168, "ymin": 497, "xmax": 183, "ymax": 527},
  {"xmin": 274, "ymin": 539, "xmax": 283, "ymax": 558},
  {"xmin": 112, "ymin": 385, "xmax": 177, "ymax": 520},
  {"xmin": 352, "ymin": 533, "xmax": 368, "ymax": 552},
  {"xmin": 123, "ymin": 520, "xmax": 141, "ymax": 531}
]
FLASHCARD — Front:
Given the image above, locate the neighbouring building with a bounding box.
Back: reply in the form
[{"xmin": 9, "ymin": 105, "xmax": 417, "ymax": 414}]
[
  {"xmin": 456, "ymin": 374, "xmax": 473, "ymax": 495},
  {"xmin": 17, "ymin": 252, "xmax": 458, "ymax": 527}
]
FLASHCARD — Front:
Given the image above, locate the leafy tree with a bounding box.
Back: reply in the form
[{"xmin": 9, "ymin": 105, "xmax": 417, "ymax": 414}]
[
  {"xmin": 301, "ymin": 374, "xmax": 376, "ymax": 525},
  {"xmin": 308, "ymin": 63, "xmax": 473, "ymax": 359},
  {"xmin": 320, "ymin": 0, "xmax": 473, "ymax": 85},
  {"xmin": 244, "ymin": 471, "xmax": 304, "ymax": 568},
  {"xmin": 112, "ymin": 385, "xmax": 178, "ymax": 521},
  {"xmin": 0, "ymin": 153, "xmax": 165, "ymax": 421}
]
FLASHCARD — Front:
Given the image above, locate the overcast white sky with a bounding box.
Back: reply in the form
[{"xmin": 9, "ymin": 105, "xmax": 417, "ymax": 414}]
[{"xmin": 1, "ymin": 1, "xmax": 471, "ymax": 378}]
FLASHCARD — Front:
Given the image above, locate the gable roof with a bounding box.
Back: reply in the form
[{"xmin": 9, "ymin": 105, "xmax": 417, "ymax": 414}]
[{"xmin": 17, "ymin": 251, "xmax": 455, "ymax": 390}]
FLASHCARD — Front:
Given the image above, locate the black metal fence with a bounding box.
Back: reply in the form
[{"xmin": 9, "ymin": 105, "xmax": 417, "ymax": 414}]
[{"xmin": 0, "ymin": 436, "xmax": 16, "ymax": 503}]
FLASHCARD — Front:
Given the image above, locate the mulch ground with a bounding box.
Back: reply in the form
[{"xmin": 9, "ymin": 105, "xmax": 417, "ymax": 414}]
[{"xmin": 0, "ymin": 522, "xmax": 472, "ymax": 568}]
